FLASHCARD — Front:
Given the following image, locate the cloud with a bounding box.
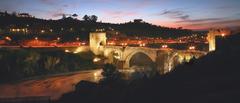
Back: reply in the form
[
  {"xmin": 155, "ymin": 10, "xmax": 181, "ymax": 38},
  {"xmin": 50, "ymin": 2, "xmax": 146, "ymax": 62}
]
[
  {"xmin": 182, "ymin": 19, "xmax": 240, "ymax": 30},
  {"xmin": 157, "ymin": 9, "xmax": 190, "ymax": 20},
  {"xmin": 39, "ymin": 0, "xmax": 58, "ymax": 5},
  {"xmin": 103, "ymin": 10, "xmax": 138, "ymax": 18},
  {"xmin": 47, "ymin": 8, "xmax": 66, "ymax": 18},
  {"xmin": 176, "ymin": 18, "xmax": 223, "ymax": 23}
]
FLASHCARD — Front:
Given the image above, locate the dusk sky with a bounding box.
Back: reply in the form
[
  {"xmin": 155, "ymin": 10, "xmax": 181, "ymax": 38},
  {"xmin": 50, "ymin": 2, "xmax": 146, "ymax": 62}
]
[{"xmin": 1, "ymin": 0, "xmax": 240, "ymax": 30}]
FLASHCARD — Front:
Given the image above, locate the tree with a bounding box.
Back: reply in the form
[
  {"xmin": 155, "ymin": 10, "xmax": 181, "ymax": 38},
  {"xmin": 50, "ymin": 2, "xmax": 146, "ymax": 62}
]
[
  {"xmin": 72, "ymin": 14, "xmax": 78, "ymax": 18},
  {"xmin": 90, "ymin": 15, "xmax": 98, "ymax": 22},
  {"xmin": 82, "ymin": 15, "xmax": 90, "ymax": 21}
]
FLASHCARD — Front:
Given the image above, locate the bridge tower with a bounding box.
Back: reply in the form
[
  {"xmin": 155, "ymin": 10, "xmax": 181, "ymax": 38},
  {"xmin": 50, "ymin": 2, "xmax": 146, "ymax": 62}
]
[
  {"xmin": 207, "ymin": 28, "xmax": 231, "ymax": 52},
  {"xmin": 89, "ymin": 31, "xmax": 107, "ymax": 55}
]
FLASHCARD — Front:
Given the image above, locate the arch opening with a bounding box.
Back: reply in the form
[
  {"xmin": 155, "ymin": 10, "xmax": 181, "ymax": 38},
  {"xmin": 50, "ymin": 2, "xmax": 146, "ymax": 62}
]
[{"xmin": 129, "ymin": 52, "xmax": 155, "ymax": 69}]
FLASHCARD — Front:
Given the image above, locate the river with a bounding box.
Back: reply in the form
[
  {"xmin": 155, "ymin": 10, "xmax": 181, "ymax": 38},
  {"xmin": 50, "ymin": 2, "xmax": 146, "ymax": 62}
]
[{"xmin": 0, "ymin": 69, "xmax": 102, "ymax": 100}]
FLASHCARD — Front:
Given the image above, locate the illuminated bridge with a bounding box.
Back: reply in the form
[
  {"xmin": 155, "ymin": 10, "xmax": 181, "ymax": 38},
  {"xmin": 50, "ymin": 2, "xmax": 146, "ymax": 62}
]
[{"xmin": 89, "ymin": 32, "xmax": 207, "ymax": 74}]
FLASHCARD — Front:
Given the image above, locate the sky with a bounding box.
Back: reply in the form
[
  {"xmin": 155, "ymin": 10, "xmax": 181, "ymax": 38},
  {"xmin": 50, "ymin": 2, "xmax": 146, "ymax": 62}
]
[{"xmin": 0, "ymin": 0, "xmax": 240, "ymax": 30}]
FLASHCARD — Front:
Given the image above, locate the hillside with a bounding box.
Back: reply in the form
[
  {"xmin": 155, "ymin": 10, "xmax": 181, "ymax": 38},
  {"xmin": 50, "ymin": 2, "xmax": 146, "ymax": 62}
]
[{"xmin": 0, "ymin": 12, "xmax": 194, "ymax": 40}]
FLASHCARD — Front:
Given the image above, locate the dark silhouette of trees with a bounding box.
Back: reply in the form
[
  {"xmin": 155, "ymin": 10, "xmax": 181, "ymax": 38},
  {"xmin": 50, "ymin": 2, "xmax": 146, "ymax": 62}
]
[
  {"xmin": 0, "ymin": 49, "xmax": 97, "ymax": 83},
  {"xmin": 101, "ymin": 63, "xmax": 121, "ymax": 83},
  {"xmin": 72, "ymin": 14, "xmax": 78, "ymax": 18},
  {"xmin": 82, "ymin": 15, "xmax": 90, "ymax": 21},
  {"xmin": 90, "ymin": 15, "xmax": 98, "ymax": 22},
  {"xmin": 82, "ymin": 15, "xmax": 98, "ymax": 22}
]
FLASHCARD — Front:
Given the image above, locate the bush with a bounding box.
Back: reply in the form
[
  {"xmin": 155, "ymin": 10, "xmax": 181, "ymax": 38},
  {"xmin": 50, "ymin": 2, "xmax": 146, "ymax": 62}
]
[{"xmin": 100, "ymin": 63, "xmax": 122, "ymax": 84}]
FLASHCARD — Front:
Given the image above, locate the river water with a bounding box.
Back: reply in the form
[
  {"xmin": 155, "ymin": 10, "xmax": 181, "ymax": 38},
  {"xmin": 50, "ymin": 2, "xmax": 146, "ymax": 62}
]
[{"xmin": 0, "ymin": 69, "xmax": 102, "ymax": 100}]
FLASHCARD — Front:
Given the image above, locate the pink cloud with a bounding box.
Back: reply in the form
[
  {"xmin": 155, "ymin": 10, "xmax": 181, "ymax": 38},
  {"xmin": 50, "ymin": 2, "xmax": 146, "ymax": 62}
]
[{"xmin": 102, "ymin": 10, "xmax": 138, "ymax": 18}]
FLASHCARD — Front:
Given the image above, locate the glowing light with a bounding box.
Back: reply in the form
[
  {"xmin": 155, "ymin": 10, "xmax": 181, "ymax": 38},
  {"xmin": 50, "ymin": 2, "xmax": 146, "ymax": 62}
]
[
  {"xmin": 94, "ymin": 73, "xmax": 98, "ymax": 77},
  {"xmin": 34, "ymin": 37, "xmax": 38, "ymax": 40},
  {"xmin": 139, "ymin": 43, "xmax": 146, "ymax": 47},
  {"xmin": 121, "ymin": 43, "xmax": 127, "ymax": 46},
  {"xmin": 189, "ymin": 46, "xmax": 196, "ymax": 50},
  {"xmin": 107, "ymin": 42, "xmax": 115, "ymax": 45},
  {"xmin": 65, "ymin": 49, "xmax": 70, "ymax": 53},
  {"xmin": 162, "ymin": 45, "xmax": 168, "ymax": 48},
  {"xmin": 76, "ymin": 37, "xmax": 80, "ymax": 41},
  {"xmin": 81, "ymin": 42, "xmax": 86, "ymax": 45},
  {"xmin": 5, "ymin": 36, "xmax": 12, "ymax": 41},
  {"xmin": 41, "ymin": 30, "xmax": 45, "ymax": 33},
  {"xmin": 221, "ymin": 33, "xmax": 225, "ymax": 37},
  {"xmin": 93, "ymin": 57, "xmax": 101, "ymax": 62},
  {"xmin": 57, "ymin": 37, "xmax": 60, "ymax": 41}
]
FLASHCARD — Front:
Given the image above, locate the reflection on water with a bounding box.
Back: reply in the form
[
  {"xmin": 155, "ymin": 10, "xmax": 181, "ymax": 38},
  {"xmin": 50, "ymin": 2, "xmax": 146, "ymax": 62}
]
[{"xmin": 0, "ymin": 69, "xmax": 102, "ymax": 100}]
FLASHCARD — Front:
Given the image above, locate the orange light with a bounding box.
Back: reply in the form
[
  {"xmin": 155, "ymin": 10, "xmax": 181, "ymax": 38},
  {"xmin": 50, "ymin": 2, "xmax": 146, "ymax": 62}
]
[
  {"xmin": 189, "ymin": 46, "xmax": 196, "ymax": 50},
  {"xmin": 121, "ymin": 43, "xmax": 127, "ymax": 46},
  {"xmin": 5, "ymin": 36, "xmax": 12, "ymax": 41},
  {"xmin": 221, "ymin": 33, "xmax": 225, "ymax": 37}
]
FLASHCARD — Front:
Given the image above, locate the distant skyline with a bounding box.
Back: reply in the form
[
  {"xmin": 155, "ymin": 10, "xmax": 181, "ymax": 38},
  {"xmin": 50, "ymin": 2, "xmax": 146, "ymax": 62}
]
[{"xmin": 1, "ymin": 0, "xmax": 240, "ymax": 30}]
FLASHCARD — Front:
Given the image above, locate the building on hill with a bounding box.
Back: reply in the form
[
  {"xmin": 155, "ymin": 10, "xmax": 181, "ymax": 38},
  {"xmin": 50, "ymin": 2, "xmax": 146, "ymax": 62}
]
[
  {"xmin": 134, "ymin": 19, "xmax": 143, "ymax": 23},
  {"xmin": 17, "ymin": 13, "xmax": 34, "ymax": 18}
]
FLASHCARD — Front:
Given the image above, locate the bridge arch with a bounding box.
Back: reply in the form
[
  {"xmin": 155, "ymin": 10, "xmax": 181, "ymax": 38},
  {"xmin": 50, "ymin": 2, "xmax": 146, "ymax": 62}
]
[{"xmin": 123, "ymin": 50, "xmax": 156, "ymax": 69}]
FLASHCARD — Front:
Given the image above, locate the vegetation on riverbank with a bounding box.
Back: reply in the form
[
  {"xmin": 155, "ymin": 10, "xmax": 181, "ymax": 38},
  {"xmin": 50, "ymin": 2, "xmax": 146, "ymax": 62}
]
[{"xmin": 0, "ymin": 48, "xmax": 97, "ymax": 83}]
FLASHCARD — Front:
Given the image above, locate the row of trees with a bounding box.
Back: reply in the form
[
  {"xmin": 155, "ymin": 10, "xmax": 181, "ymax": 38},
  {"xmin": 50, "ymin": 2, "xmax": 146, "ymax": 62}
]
[{"xmin": 62, "ymin": 13, "xmax": 98, "ymax": 22}]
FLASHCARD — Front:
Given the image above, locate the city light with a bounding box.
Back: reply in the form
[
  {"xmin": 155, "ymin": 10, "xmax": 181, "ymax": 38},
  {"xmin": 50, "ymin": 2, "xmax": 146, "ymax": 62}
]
[
  {"xmin": 221, "ymin": 33, "xmax": 225, "ymax": 37},
  {"xmin": 34, "ymin": 37, "xmax": 38, "ymax": 40},
  {"xmin": 139, "ymin": 43, "xmax": 146, "ymax": 47},
  {"xmin": 57, "ymin": 37, "xmax": 60, "ymax": 41},
  {"xmin": 162, "ymin": 44, "xmax": 168, "ymax": 48},
  {"xmin": 107, "ymin": 42, "xmax": 115, "ymax": 45},
  {"xmin": 189, "ymin": 46, "xmax": 196, "ymax": 50},
  {"xmin": 93, "ymin": 57, "xmax": 101, "ymax": 62},
  {"xmin": 121, "ymin": 43, "xmax": 127, "ymax": 46},
  {"xmin": 5, "ymin": 36, "xmax": 12, "ymax": 41},
  {"xmin": 64, "ymin": 49, "xmax": 70, "ymax": 53},
  {"xmin": 81, "ymin": 42, "xmax": 86, "ymax": 45},
  {"xmin": 41, "ymin": 30, "xmax": 45, "ymax": 33}
]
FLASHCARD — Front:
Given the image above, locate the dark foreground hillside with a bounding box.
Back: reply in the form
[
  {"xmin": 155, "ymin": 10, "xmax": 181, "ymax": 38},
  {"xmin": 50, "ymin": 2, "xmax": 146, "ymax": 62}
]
[{"xmin": 58, "ymin": 33, "xmax": 240, "ymax": 103}]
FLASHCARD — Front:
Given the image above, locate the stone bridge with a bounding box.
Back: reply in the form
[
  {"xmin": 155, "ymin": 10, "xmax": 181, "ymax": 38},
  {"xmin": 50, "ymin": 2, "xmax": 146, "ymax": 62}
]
[{"xmin": 90, "ymin": 32, "xmax": 207, "ymax": 74}]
